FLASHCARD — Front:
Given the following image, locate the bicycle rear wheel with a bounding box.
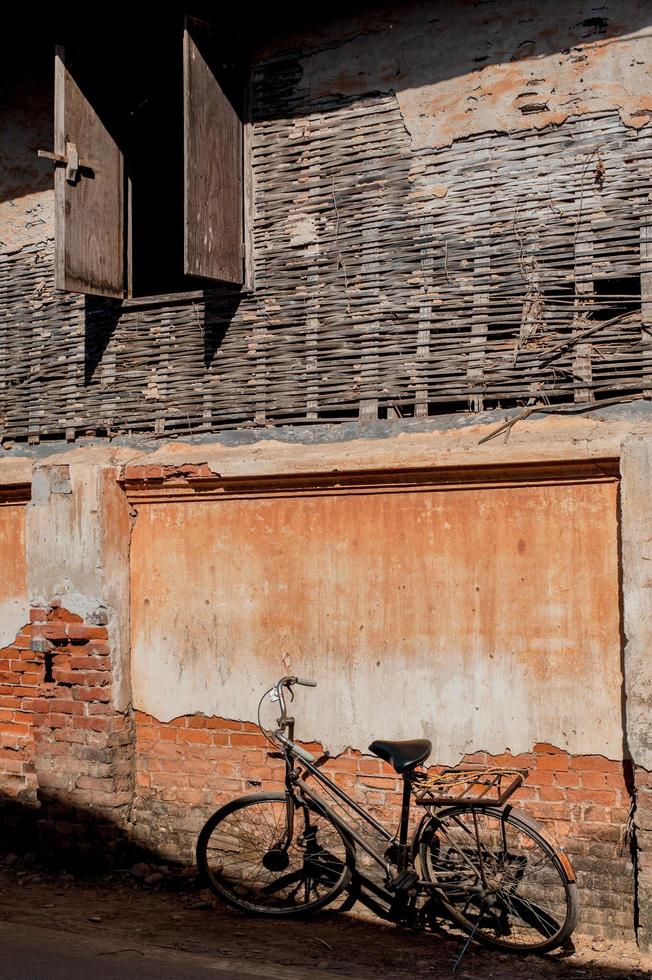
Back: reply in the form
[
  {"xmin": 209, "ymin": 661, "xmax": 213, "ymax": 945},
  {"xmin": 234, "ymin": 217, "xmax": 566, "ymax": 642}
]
[
  {"xmin": 197, "ymin": 792, "xmax": 355, "ymax": 915},
  {"xmin": 417, "ymin": 805, "xmax": 578, "ymax": 953}
]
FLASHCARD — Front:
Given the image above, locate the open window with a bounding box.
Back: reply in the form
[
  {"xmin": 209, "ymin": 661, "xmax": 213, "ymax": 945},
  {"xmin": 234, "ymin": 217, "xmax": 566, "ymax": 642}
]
[{"xmin": 45, "ymin": 14, "xmax": 251, "ymax": 299}]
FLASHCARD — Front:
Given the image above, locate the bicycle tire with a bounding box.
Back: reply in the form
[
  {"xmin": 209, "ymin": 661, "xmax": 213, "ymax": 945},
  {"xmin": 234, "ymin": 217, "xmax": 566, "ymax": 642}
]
[
  {"xmin": 416, "ymin": 804, "xmax": 579, "ymax": 953},
  {"xmin": 196, "ymin": 792, "xmax": 355, "ymax": 915}
]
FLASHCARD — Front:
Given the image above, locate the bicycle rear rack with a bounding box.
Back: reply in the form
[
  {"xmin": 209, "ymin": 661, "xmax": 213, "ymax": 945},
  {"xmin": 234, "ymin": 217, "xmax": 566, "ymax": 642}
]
[{"xmin": 413, "ymin": 763, "xmax": 528, "ymax": 808}]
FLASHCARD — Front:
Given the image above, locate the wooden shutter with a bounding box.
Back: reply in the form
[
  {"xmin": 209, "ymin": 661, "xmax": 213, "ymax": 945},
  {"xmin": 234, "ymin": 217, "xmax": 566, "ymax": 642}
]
[
  {"xmin": 54, "ymin": 46, "xmax": 125, "ymax": 298},
  {"xmin": 183, "ymin": 17, "xmax": 244, "ymax": 286}
]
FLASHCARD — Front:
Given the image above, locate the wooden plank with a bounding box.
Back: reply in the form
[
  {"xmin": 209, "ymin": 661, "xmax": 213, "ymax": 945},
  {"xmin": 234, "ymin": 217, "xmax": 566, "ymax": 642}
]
[
  {"xmin": 55, "ymin": 46, "xmax": 124, "ymax": 299},
  {"xmin": 359, "ymin": 220, "xmax": 379, "ymax": 421},
  {"xmin": 573, "ymin": 167, "xmax": 595, "ymax": 403},
  {"xmin": 640, "ymin": 206, "xmax": 652, "ymax": 398},
  {"xmin": 415, "ymin": 219, "xmax": 433, "ymax": 417},
  {"xmin": 184, "ymin": 17, "xmax": 244, "ymax": 285},
  {"xmin": 243, "ymin": 68, "xmax": 255, "ymax": 293}
]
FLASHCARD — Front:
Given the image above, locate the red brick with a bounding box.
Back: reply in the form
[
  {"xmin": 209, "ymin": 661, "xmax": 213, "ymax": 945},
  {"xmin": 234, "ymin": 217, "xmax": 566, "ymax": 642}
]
[
  {"xmin": 39, "ymin": 623, "xmax": 67, "ymax": 641},
  {"xmin": 206, "ymin": 717, "xmax": 242, "ymax": 731},
  {"xmin": 0, "ymin": 695, "xmax": 22, "ymax": 710},
  {"xmin": 66, "ymin": 624, "xmax": 108, "ymax": 641},
  {"xmin": 75, "ymin": 716, "xmax": 115, "ymax": 733},
  {"xmin": 210, "ymin": 732, "xmax": 230, "ymax": 746},
  {"xmin": 44, "ymin": 714, "xmax": 70, "ymax": 730},
  {"xmin": 230, "ymin": 732, "xmax": 264, "ymax": 747},
  {"xmin": 86, "ymin": 702, "xmax": 113, "ymax": 716},
  {"xmin": 356, "ymin": 757, "xmax": 383, "ymax": 775},
  {"xmin": 187, "ymin": 716, "xmax": 208, "ymax": 729},
  {"xmin": 573, "ymin": 755, "xmax": 622, "ymax": 773},
  {"xmin": 137, "ymin": 725, "xmax": 158, "ymax": 741},
  {"xmin": 72, "ymin": 687, "xmax": 111, "ymax": 703},
  {"xmin": 572, "ymin": 789, "xmax": 617, "ymax": 805},
  {"xmin": 180, "ymin": 729, "xmax": 211, "ymax": 745},
  {"xmin": 124, "ymin": 464, "xmax": 164, "ymax": 481},
  {"xmin": 71, "ymin": 652, "xmax": 110, "ymax": 671},
  {"xmin": 48, "ymin": 607, "xmax": 83, "ymax": 624},
  {"xmin": 84, "ymin": 642, "xmax": 111, "ymax": 656},
  {"xmin": 555, "ymin": 770, "xmax": 581, "ymax": 788},
  {"xmin": 580, "ymin": 771, "xmax": 608, "ymax": 790},
  {"xmin": 537, "ymin": 753, "xmax": 570, "ymax": 772},
  {"xmin": 52, "ymin": 699, "xmax": 85, "ymax": 716},
  {"xmin": 538, "ymin": 786, "xmax": 568, "ymax": 803}
]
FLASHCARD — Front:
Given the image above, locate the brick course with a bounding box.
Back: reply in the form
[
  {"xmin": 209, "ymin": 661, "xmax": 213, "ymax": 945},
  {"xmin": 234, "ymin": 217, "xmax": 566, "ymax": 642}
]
[
  {"xmin": 0, "ymin": 606, "xmax": 134, "ymax": 862},
  {"xmin": 131, "ymin": 711, "xmax": 635, "ymax": 939},
  {"xmin": 0, "ymin": 607, "xmax": 641, "ymax": 940}
]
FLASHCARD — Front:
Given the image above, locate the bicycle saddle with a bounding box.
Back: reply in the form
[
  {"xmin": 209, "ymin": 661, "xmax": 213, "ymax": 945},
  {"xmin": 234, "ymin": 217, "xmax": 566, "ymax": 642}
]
[{"xmin": 369, "ymin": 738, "xmax": 432, "ymax": 773}]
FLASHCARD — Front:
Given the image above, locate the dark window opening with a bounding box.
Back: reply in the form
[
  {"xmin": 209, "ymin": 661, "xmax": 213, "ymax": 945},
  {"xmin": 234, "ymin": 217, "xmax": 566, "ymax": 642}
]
[
  {"xmin": 592, "ymin": 275, "xmax": 641, "ymax": 320},
  {"xmin": 52, "ymin": 12, "xmax": 249, "ymax": 300}
]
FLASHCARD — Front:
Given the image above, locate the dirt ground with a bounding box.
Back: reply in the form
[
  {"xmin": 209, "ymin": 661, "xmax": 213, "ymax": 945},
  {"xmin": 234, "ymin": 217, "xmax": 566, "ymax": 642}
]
[{"xmin": 0, "ymin": 854, "xmax": 648, "ymax": 980}]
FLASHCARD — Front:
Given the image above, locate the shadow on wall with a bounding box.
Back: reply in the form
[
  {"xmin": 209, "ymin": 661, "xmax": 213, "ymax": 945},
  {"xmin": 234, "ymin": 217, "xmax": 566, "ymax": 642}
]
[
  {"xmin": 82, "ymin": 290, "xmax": 242, "ymax": 432},
  {"xmin": 0, "ymin": 790, "xmax": 168, "ymax": 871},
  {"xmin": 4, "ymin": 2, "xmax": 652, "ymax": 204},
  {"xmin": 0, "ymin": 793, "xmax": 650, "ymax": 978}
]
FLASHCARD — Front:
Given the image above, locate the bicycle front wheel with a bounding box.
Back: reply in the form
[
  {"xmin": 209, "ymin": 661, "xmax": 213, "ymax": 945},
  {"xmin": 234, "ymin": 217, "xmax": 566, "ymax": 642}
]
[
  {"xmin": 417, "ymin": 805, "xmax": 578, "ymax": 953},
  {"xmin": 197, "ymin": 792, "xmax": 355, "ymax": 915}
]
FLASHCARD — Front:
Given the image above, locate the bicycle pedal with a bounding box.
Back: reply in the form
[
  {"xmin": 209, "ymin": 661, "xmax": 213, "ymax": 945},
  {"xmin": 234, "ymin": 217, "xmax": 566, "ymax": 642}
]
[{"xmin": 390, "ymin": 869, "xmax": 419, "ymax": 892}]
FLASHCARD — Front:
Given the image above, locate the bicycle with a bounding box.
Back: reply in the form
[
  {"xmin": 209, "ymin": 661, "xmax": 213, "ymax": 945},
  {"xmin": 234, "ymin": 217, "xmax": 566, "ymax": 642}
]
[{"xmin": 196, "ymin": 676, "xmax": 579, "ymax": 958}]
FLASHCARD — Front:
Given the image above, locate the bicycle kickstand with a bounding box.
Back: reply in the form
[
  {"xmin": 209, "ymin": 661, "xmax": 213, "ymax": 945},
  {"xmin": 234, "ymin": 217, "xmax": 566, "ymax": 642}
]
[{"xmin": 451, "ymin": 902, "xmax": 486, "ymax": 974}]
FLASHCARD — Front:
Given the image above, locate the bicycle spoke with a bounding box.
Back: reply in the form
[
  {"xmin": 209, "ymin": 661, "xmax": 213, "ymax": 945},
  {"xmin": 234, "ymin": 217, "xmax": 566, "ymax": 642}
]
[
  {"xmin": 419, "ymin": 806, "xmax": 575, "ymax": 952},
  {"xmin": 198, "ymin": 795, "xmax": 352, "ymax": 914}
]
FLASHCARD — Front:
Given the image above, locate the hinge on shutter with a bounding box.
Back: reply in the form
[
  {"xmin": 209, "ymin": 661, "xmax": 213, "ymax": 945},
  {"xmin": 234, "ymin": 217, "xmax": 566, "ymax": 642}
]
[{"xmin": 37, "ymin": 141, "xmax": 85, "ymax": 184}]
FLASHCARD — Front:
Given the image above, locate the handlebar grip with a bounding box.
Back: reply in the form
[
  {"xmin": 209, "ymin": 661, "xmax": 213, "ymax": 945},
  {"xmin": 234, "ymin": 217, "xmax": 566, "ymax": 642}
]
[{"xmin": 296, "ymin": 677, "xmax": 317, "ymax": 687}]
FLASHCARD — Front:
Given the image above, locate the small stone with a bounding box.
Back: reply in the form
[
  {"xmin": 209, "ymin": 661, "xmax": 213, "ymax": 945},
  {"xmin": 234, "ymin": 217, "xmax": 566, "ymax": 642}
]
[
  {"xmin": 144, "ymin": 872, "xmax": 164, "ymax": 885},
  {"xmin": 5, "ymin": 853, "xmax": 19, "ymax": 866},
  {"xmin": 131, "ymin": 863, "xmax": 151, "ymax": 880},
  {"xmin": 189, "ymin": 901, "xmax": 212, "ymax": 910},
  {"xmin": 88, "ymin": 915, "xmax": 102, "ymax": 923},
  {"xmin": 44, "ymin": 904, "xmax": 56, "ymax": 909}
]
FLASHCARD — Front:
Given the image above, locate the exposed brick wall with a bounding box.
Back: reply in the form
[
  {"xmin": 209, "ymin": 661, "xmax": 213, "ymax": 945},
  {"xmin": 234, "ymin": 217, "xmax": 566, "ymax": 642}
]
[
  {"xmin": 0, "ymin": 619, "xmax": 39, "ymax": 802},
  {"xmin": 0, "ymin": 604, "xmax": 134, "ymax": 862},
  {"xmin": 0, "ymin": 612, "xmax": 638, "ymax": 937},
  {"xmin": 634, "ymin": 766, "xmax": 652, "ymax": 952},
  {"xmin": 132, "ymin": 711, "xmax": 634, "ymax": 939}
]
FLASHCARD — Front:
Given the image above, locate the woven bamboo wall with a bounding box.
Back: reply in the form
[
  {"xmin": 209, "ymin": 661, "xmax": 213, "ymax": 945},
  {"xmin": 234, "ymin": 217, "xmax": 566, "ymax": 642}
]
[{"xmin": 1, "ymin": 71, "xmax": 652, "ymax": 441}]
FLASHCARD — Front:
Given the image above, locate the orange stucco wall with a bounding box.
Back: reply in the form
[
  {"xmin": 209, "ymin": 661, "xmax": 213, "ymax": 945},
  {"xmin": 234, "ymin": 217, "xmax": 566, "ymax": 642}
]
[{"xmin": 130, "ymin": 469, "xmax": 623, "ymax": 762}]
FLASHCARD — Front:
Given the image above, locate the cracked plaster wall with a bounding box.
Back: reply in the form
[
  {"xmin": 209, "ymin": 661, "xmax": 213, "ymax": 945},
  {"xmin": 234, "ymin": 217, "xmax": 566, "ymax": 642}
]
[{"xmin": 260, "ymin": 0, "xmax": 652, "ymax": 149}]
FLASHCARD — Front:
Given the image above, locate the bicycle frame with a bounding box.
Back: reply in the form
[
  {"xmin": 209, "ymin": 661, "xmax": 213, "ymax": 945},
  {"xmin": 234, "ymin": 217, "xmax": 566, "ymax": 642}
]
[{"xmin": 267, "ymin": 675, "xmax": 520, "ymax": 911}]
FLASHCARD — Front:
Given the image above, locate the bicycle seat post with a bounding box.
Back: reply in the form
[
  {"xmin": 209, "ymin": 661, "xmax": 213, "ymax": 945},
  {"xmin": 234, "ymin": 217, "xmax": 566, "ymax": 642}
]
[{"xmin": 397, "ymin": 773, "xmax": 412, "ymax": 872}]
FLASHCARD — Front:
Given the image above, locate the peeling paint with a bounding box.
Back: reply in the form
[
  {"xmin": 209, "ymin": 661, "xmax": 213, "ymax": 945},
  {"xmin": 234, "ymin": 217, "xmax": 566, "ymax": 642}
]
[
  {"xmin": 288, "ymin": 1, "xmax": 652, "ymax": 149},
  {"xmin": 0, "ymin": 500, "xmax": 28, "ymax": 648},
  {"xmin": 130, "ymin": 471, "xmax": 623, "ymax": 760}
]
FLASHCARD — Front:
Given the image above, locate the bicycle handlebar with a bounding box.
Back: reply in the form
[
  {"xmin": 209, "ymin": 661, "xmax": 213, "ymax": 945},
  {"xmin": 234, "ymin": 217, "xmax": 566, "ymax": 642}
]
[{"xmin": 271, "ymin": 676, "xmax": 317, "ymax": 756}]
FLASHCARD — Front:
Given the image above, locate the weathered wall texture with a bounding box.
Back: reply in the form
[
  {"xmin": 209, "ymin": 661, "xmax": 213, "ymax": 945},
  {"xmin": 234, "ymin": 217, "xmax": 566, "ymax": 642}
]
[
  {"xmin": 2, "ymin": 2, "xmax": 652, "ymax": 439},
  {"xmin": 0, "ymin": 68, "xmax": 53, "ymax": 254},
  {"xmin": 132, "ymin": 714, "xmax": 634, "ymax": 939},
  {"xmin": 276, "ymin": 0, "xmax": 652, "ymax": 147},
  {"xmin": 2, "ymin": 0, "xmax": 652, "ymax": 951},
  {"xmin": 0, "ymin": 493, "xmax": 29, "ymax": 648},
  {"xmin": 0, "ymin": 411, "xmax": 649, "ymax": 943},
  {"xmin": 130, "ymin": 472, "xmax": 623, "ymax": 761}
]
